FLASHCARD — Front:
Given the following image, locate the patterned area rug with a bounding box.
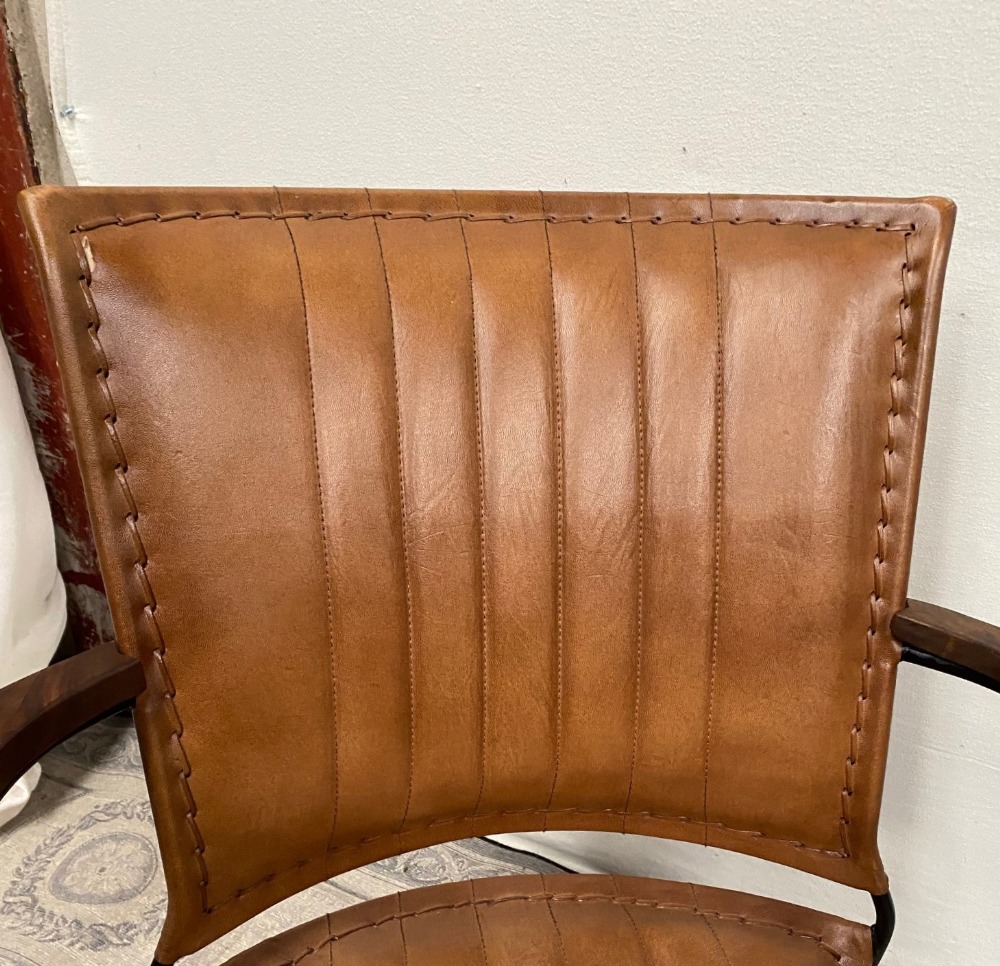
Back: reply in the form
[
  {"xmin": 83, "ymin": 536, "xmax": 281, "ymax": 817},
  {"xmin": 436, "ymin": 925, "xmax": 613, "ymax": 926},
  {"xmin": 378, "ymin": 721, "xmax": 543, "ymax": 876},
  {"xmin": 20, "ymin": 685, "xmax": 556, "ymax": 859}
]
[{"xmin": 0, "ymin": 716, "xmax": 560, "ymax": 965}]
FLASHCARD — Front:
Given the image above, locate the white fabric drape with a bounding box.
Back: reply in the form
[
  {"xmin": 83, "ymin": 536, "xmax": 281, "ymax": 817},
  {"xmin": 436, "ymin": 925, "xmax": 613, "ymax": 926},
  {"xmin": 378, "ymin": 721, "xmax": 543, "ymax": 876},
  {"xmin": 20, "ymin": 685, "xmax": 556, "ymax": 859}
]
[{"xmin": 0, "ymin": 342, "xmax": 65, "ymax": 827}]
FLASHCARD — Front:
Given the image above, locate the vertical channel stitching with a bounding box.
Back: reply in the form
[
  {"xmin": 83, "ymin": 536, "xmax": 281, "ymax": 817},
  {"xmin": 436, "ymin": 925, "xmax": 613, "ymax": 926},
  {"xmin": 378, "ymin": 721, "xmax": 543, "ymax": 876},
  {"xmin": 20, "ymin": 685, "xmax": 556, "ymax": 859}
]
[
  {"xmin": 703, "ymin": 194, "xmax": 726, "ymax": 842},
  {"xmin": 279, "ymin": 206, "xmax": 341, "ymax": 854},
  {"xmin": 613, "ymin": 874, "xmax": 653, "ymax": 966},
  {"xmin": 396, "ymin": 892, "xmax": 410, "ymax": 966},
  {"xmin": 542, "ymin": 876, "xmax": 571, "ymax": 966},
  {"xmin": 623, "ymin": 194, "xmax": 647, "ymax": 827},
  {"xmin": 367, "ymin": 189, "xmax": 418, "ymax": 838},
  {"xmin": 702, "ymin": 915, "xmax": 736, "ymax": 966},
  {"xmin": 470, "ymin": 879, "xmax": 491, "ymax": 965},
  {"xmin": 455, "ymin": 191, "xmax": 491, "ymax": 819},
  {"xmin": 542, "ymin": 191, "xmax": 566, "ymax": 818},
  {"xmin": 689, "ymin": 883, "xmax": 735, "ymax": 966}
]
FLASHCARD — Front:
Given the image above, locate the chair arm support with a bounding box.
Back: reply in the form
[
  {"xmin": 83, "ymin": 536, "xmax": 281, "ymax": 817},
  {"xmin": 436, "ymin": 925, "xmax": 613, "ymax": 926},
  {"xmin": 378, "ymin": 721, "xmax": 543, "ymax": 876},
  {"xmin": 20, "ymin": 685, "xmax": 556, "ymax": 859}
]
[
  {"xmin": 0, "ymin": 643, "xmax": 146, "ymax": 803},
  {"xmin": 892, "ymin": 599, "xmax": 1000, "ymax": 693}
]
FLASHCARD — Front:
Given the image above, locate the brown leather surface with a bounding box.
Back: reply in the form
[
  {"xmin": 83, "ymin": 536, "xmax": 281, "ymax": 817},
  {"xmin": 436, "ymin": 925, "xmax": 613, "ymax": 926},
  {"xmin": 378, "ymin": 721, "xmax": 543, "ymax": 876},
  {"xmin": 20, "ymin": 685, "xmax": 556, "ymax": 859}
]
[
  {"xmin": 19, "ymin": 187, "xmax": 955, "ymax": 962},
  {"xmin": 219, "ymin": 874, "xmax": 873, "ymax": 966}
]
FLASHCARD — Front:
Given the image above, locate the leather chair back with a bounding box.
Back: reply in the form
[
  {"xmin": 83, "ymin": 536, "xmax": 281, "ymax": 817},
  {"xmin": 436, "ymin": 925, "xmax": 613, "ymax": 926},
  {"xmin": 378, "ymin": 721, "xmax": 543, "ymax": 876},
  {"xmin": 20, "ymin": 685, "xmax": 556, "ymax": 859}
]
[{"xmin": 20, "ymin": 187, "xmax": 955, "ymax": 961}]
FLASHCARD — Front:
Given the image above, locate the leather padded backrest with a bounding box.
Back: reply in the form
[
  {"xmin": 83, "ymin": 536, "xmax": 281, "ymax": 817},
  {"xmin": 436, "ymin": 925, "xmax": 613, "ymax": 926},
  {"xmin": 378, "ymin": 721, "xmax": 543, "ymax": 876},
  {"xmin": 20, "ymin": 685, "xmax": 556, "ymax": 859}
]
[{"xmin": 21, "ymin": 188, "xmax": 955, "ymax": 962}]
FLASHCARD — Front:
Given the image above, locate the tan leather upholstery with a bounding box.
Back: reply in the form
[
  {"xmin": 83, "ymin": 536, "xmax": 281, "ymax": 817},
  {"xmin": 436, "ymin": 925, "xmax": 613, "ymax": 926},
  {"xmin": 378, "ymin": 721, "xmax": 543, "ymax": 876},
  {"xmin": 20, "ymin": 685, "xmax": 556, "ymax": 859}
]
[
  {"xmin": 220, "ymin": 875, "xmax": 872, "ymax": 966},
  {"xmin": 19, "ymin": 188, "xmax": 955, "ymax": 963}
]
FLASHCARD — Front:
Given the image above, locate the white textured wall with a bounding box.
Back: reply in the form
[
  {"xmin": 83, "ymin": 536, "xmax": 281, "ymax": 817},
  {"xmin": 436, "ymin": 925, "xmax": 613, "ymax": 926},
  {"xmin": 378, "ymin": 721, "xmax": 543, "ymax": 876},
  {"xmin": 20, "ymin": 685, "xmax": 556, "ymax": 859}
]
[{"xmin": 41, "ymin": 1, "xmax": 1000, "ymax": 962}]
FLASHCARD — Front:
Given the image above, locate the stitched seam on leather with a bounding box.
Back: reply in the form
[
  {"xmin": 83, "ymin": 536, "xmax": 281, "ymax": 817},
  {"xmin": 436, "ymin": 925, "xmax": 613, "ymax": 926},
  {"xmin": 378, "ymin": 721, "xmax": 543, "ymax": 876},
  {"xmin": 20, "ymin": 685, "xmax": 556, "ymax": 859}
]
[
  {"xmin": 840, "ymin": 231, "xmax": 912, "ymax": 854},
  {"xmin": 368, "ymin": 196, "xmax": 419, "ymax": 840},
  {"xmin": 456, "ymin": 194, "xmax": 491, "ymax": 820},
  {"xmin": 278, "ymin": 893, "xmax": 848, "ymax": 965},
  {"xmin": 210, "ymin": 804, "xmax": 846, "ymax": 910},
  {"xmin": 543, "ymin": 892, "xmax": 571, "ymax": 966},
  {"xmin": 395, "ymin": 892, "xmax": 409, "ymax": 966},
  {"xmin": 703, "ymin": 196, "xmax": 725, "ymax": 843},
  {"xmin": 469, "ymin": 879, "xmax": 491, "ymax": 966},
  {"xmin": 281, "ymin": 213, "xmax": 342, "ymax": 857},
  {"xmin": 73, "ymin": 234, "xmax": 211, "ymax": 911},
  {"xmin": 69, "ymin": 213, "xmax": 917, "ymax": 912},
  {"xmin": 614, "ymin": 874, "xmax": 653, "ymax": 966},
  {"xmin": 542, "ymin": 195, "xmax": 566, "ymax": 820},
  {"xmin": 623, "ymin": 195, "xmax": 647, "ymax": 829},
  {"xmin": 68, "ymin": 210, "xmax": 918, "ymax": 232},
  {"xmin": 689, "ymin": 882, "xmax": 736, "ymax": 966},
  {"xmin": 702, "ymin": 913, "xmax": 736, "ymax": 966}
]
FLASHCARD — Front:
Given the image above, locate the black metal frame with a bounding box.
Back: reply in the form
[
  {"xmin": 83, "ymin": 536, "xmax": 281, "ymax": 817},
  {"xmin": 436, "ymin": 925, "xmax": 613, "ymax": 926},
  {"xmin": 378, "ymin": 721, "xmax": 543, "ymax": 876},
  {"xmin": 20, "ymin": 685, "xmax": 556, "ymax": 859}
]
[
  {"xmin": 870, "ymin": 891, "xmax": 896, "ymax": 964},
  {"xmin": 900, "ymin": 644, "xmax": 1000, "ymax": 695},
  {"xmin": 868, "ymin": 629, "xmax": 1000, "ymax": 964},
  {"xmin": 871, "ymin": 626, "xmax": 1000, "ymax": 962}
]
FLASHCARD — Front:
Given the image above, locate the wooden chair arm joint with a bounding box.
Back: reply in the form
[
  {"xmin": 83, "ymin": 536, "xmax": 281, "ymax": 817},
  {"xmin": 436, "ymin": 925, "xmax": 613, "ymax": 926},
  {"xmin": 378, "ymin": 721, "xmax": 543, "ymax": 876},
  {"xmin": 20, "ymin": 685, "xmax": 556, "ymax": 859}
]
[
  {"xmin": 892, "ymin": 599, "xmax": 1000, "ymax": 693},
  {"xmin": 0, "ymin": 643, "xmax": 146, "ymax": 803}
]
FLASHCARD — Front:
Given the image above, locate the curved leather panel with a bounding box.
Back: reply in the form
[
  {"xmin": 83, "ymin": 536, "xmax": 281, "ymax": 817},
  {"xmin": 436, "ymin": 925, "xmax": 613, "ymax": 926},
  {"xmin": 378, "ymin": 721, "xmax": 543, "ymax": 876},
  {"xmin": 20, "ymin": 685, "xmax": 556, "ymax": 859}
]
[
  {"xmin": 220, "ymin": 874, "xmax": 872, "ymax": 966},
  {"xmin": 19, "ymin": 187, "xmax": 955, "ymax": 961}
]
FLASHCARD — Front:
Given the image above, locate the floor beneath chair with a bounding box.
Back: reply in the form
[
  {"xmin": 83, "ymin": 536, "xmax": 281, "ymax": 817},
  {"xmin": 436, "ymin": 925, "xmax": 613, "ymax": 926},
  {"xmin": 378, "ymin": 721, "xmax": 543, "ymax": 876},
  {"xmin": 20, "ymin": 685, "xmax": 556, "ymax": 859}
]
[{"xmin": 0, "ymin": 715, "xmax": 562, "ymax": 965}]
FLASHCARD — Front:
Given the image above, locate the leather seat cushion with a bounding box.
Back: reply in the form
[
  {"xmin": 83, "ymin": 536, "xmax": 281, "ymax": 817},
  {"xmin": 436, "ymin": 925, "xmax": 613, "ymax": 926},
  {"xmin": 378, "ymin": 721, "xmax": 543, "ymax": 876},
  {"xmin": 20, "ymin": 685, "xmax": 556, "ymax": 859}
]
[{"xmin": 220, "ymin": 873, "xmax": 871, "ymax": 965}]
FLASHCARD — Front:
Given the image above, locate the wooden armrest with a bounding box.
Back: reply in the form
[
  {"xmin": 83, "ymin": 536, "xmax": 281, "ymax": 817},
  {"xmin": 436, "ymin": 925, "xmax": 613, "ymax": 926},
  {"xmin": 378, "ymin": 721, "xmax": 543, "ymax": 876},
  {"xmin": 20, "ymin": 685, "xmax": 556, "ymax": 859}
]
[
  {"xmin": 0, "ymin": 644, "xmax": 145, "ymax": 802},
  {"xmin": 892, "ymin": 599, "xmax": 1000, "ymax": 693}
]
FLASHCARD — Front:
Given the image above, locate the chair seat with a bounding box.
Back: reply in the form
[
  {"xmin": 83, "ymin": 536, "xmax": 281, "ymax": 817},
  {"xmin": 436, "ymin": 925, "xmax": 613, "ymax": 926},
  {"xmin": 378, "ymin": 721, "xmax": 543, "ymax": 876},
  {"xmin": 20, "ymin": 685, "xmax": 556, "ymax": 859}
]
[{"xmin": 221, "ymin": 873, "xmax": 872, "ymax": 965}]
